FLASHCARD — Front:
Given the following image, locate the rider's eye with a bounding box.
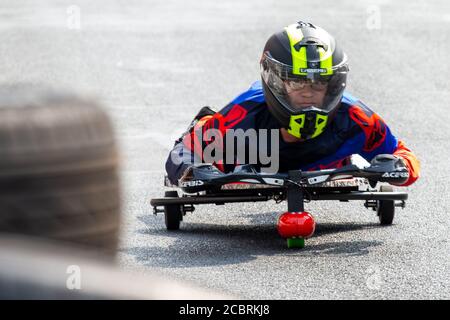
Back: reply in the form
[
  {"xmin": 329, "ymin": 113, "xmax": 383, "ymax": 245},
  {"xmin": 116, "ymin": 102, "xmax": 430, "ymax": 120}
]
[
  {"xmin": 284, "ymin": 79, "xmax": 328, "ymax": 91},
  {"xmin": 285, "ymin": 80, "xmax": 306, "ymax": 90},
  {"xmin": 313, "ymin": 81, "xmax": 328, "ymax": 90}
]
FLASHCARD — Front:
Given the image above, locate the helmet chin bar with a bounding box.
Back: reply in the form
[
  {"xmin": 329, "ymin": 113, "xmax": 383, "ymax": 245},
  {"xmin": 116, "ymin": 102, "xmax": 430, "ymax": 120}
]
[{"xmin": 287, "ymin": 111, "xmax": 329, "ymax": 139}]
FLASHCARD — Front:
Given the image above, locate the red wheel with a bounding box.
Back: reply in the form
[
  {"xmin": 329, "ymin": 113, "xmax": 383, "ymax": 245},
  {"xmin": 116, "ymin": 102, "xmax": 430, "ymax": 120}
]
[{"xmin": 277, "ymin": 212, "xmax": 315, "ymax": 239}]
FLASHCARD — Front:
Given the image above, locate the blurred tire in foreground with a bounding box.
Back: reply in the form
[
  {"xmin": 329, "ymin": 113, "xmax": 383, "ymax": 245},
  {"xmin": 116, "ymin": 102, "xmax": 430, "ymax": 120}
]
[{"xmin": 0, "ymin": 85, "xmax": 121, "ymax": 256}]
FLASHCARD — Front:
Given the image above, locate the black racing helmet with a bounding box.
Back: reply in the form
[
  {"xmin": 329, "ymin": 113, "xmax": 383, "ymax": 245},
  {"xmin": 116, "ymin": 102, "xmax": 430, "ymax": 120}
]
[{"xmin": 261, "ymin": 21, "xmax": 349, "ymax": 139}]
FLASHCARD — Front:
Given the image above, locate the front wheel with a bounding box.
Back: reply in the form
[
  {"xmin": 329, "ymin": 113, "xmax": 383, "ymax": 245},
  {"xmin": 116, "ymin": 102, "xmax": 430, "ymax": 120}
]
[
  {"xmin": 377, "ymin": 185, "xmax": 395, "ymax": 225},
  {"xmin": 164, "ymin": 191, "xmax": 183, "ymax": 230}
]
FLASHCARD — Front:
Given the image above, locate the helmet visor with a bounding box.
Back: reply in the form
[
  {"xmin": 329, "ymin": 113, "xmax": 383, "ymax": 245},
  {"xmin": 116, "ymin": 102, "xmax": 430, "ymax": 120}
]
[{"xmin": 261, "ymin": 53, "xmax": 348, "ymax": 114}]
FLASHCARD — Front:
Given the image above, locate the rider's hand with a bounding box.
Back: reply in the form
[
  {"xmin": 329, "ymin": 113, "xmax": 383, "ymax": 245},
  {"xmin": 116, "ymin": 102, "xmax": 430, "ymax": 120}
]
[
  {"xmin": 370, "ymin": 154, "xmax": 406, "ymax": 169},
  {"xmin": 179, "ymin": 163, "xmax": 222, "ymax": 182},
  {"xmin": 232, "ymin": 164, "xmax": 259, "ymax": 174},
  {"xmin": 369, "ymin": 154, "xmax": 409, "ymax": 185}
]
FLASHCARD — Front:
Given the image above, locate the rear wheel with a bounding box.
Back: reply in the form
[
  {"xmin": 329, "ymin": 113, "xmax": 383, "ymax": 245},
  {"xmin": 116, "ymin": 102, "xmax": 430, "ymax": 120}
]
[
  {"xmin": 164, "ymin": 191, "xmax": 182, "ymax": 230},
  {"xmin": 378, "ymin": 185, "xmax": 395, "ymax": 225}
]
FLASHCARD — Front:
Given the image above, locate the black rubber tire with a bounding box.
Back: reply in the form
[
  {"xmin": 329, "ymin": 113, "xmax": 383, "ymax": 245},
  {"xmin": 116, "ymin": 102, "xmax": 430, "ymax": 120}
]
[
  {"xmin": 377, "ymin": 185, "xmax": 395, "ymax": 225},
  {"xmin": 164, "ymin": 191, "xmax": 182, "ymax": 230},
  {"xmin": 0, "ymin": 85, "xmax": 121, "ymax": 256}
]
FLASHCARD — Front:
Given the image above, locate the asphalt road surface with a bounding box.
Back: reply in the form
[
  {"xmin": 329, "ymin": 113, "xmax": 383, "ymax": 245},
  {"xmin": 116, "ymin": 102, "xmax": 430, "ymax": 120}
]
[{"xmin": 0, "ymin": 0, "xmax": 449, "ymax": 299}]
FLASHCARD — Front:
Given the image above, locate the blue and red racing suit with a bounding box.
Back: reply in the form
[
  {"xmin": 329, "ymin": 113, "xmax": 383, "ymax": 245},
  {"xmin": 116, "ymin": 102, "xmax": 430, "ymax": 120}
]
[{"xmin": 166, "ymin": 81, "xmax": 420, "ymax": 186}]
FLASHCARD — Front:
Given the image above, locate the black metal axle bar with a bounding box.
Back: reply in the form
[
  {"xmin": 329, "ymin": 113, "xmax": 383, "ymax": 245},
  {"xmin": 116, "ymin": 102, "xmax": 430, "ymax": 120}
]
[
  {"xmin": 151, "ymin": 195, "xmax": 271, "ymax": 206},
  {"xmin": 150, "ymin": 191, "xmax": 408, "ymax": 207}
]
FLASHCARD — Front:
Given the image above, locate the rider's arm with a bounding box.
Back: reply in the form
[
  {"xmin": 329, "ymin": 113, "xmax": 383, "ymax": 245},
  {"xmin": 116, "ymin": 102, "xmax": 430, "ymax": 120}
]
[
  {"xmin": 165, "ymin": 112, "xmax": 221, "ymax": 185},
  {"xmin": 390, "ymin": 139, "xmax": 420, "ymax": 186},
  {"xmin": 165, "ymin": 104, "xmax": 251, "ymax": 184},
  {"xmin": 165, "ymin": 82, "xmax": 265, "ymax": 184},
  {"xmin": 349, "ymin": 105, "xmax": 420, "ymax": 187},
  {"xmin": 165, "ymin": 140, "xmax": 201, "ymax": 185}
]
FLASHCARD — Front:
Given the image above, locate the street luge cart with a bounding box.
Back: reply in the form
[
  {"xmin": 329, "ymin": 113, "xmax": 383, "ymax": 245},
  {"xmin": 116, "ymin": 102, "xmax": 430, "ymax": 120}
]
[{"xmin": 150, "ymin": 157, "xmax": 408, "ymax": 248}]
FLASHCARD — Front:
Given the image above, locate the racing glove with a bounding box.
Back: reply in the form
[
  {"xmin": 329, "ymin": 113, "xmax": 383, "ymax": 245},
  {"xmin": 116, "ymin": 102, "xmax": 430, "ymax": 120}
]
[
  {"xmin": 179, "ymin": 163, "xmax": 223, "ymax": 183},
  {"xmin": 368, "ymin": 154, "xmax": 409, "ymax": 185}
]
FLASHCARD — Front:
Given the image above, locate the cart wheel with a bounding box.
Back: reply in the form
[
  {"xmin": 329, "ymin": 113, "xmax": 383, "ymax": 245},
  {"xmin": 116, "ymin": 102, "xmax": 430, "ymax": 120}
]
[
  {"xmin": 378, "ymin": 185, "xmax": 395, "ymax": 225},
  {"xmin": 286, "ymin": 238, "xmax": 305, "ymax": 249},
  {"xmin": 164, "ymin": 191, "xmax": 183, "ymax": 230}
]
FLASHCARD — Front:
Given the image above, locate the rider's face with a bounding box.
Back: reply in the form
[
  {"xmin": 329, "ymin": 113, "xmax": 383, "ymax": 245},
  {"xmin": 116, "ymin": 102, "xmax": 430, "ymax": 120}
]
[{"xmin": 284, "ymin": 79, "xmax": 328, "ymax": 109}]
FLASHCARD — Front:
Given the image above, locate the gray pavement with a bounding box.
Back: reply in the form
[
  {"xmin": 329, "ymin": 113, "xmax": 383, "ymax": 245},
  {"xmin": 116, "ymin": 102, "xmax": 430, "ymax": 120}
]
[{"xmin": 0, "ymin": 0, "xmax": 449, "ymax": 299}]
